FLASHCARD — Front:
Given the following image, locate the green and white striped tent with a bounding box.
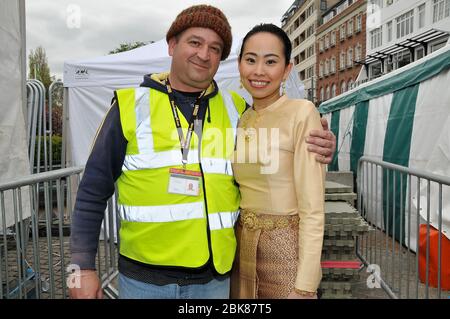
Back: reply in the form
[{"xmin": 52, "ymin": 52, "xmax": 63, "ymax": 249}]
[{"xmin": 319, "ymin": 43, "xmax": 450, "ymax": 252}]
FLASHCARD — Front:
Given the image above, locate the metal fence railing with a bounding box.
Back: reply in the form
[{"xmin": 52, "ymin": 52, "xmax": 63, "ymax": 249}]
[
  {"xmin": 0, "ymin": 167, "xmax": 118, "ymax": 299},
  {"xmin": 26, "ymin": 79, "xmax": 64, "ymax": 173},
  {"xmin": 26, "ymin": 80, "xmax": 46, "ymax": 174},
  {"xmin": 357, "ymin": 156, "xmax": 450, "ymax": 299}
]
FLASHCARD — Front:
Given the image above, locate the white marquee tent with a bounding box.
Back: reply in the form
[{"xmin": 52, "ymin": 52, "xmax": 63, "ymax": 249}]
[
  {"xmin": 320, "ymin": 43, "xmax": 450, "ymax": 250},
  {"xmin": 63, "ymin": 38, "xmax": 305, "ymax": 167},
  {"xmin": 0, "ymin": 0, "xmax": 31, "ymax": 228}
]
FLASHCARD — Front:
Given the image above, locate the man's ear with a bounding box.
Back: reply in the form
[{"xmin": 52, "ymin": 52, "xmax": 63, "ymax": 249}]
[{"xmin": 168, "ymin": 37, "xmax": 177, "ymax": 57}]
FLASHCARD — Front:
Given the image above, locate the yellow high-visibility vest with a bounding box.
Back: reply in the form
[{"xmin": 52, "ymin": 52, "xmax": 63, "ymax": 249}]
[{"xmin": 115, "ymin": 86, "xmax": 246, "ymax": 274}]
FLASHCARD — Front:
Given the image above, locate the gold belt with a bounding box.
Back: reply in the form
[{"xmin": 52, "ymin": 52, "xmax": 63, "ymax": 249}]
[{"xmin": 239, "ymin": 209, "xmax": 299, "ymax": 231}]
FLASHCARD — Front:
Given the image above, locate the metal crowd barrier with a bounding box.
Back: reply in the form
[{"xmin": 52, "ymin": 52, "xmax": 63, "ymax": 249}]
[
  {"xmin": 26, "ymin": 80, "xmax": 46, "ymax": 174},
  {"xmin": 26, "ymin": 79, "xmax": 64, "ymax": 173},
  {"xmin": 357, "ymin": 156, "xmax": 450, "ymax": 299},
  {"xmin": 48, "ymin": 80, "xmax": 64, "ymax": 171},
  {"xmin": 0, "ymin": 167, "xmax": 119, "ymax": 299}
]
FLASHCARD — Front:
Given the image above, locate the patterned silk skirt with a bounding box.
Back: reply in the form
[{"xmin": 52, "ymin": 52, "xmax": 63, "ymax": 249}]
[{"xmin": 230, "ymin": 210, "xmax": 300, "ymax": 299}]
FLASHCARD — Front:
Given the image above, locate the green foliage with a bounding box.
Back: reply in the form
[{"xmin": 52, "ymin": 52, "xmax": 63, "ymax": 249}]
[
  {"xmin": 47, "ymin": 105, "xmax": 63, "ymax": 136},
  {"xmin": 28, "ymin": 46, "xmax": 52, "ymax": 89},
  {"xmin": 34, "ymin": 135, "xmax": 63, "ymax": 168},
  {"xmin": 108, "ymin": 41, "xmax": 149, "ymax": 54}
]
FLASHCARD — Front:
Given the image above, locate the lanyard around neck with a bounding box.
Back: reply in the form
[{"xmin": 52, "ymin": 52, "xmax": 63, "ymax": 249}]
[{"xmin": 165, "ymin": 79, "xmax": 208, "ymax": 168}]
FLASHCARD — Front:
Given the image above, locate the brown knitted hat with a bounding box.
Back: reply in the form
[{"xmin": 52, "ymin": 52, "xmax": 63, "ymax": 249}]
[{"xmin": 166, "ymin": 5, "xmax": 232, "ymax": 60}]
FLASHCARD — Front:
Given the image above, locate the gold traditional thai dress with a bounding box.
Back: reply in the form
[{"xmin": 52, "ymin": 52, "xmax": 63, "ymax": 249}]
[{"xmin": 230, "ymin": 95, "xmax": 325, "ymax": 299}]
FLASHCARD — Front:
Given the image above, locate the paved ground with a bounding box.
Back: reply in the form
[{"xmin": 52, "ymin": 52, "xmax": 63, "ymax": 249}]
[
  {"xmin": 1, "ymin": 234, "xmax": 116, "ymax": 299},
  {"xmin": 2, "ymin": 227, "xmax": 448, "ymax": 299},
  {"xmin": 354, "ymin": 227, "xmax": 449, "ymax": 299}
]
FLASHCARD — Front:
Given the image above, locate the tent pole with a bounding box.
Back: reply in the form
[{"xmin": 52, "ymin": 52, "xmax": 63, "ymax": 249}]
[{"xmin": 19, "ymin": 0, "xmax": 27, "ymax": 127}]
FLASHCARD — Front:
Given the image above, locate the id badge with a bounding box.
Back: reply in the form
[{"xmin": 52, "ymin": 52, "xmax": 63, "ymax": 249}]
[{"xmin": 168, "ymin": 168, "xmax": 201, "ymax": 196}]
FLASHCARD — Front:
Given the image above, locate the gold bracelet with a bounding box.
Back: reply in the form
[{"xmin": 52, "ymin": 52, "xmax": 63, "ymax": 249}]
[{"xmin": 294, "ymin": 288, "xmax": 316, "ymax": 297}]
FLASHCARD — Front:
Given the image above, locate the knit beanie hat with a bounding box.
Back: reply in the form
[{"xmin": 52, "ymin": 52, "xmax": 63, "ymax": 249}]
[{"xmin": 166, "ymin": 5, "xmax": 232, "ymax": 61}]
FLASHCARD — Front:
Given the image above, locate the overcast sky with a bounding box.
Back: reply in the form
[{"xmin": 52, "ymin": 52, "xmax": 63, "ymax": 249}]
[{"xmin": 26, "ymin": 0, "xmax": 295, "ymax": 79}]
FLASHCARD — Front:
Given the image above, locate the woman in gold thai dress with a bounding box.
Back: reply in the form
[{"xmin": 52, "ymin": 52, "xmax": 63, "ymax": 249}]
[{"xmin": 231, "ymin": 24, "xmax": 325, "ymax": 299}]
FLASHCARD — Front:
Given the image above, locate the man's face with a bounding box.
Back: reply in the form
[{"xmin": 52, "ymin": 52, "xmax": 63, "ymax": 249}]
[{"xmin": 168, "ymin": 27, "xmax": 224, "ymax": 92}]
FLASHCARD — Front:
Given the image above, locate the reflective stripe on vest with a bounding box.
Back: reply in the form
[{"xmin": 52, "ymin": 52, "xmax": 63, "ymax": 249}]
[
  {"xmin": 119, "ymin": 202, "xmax": 204, "ymax": 223},
  {"xmin": 119, "ymin": 202, "xmax": 239, "ymax": 231},
  {"xmin": 123, "ymin": 152, "xmax": 232, "ymax": 175},
  {"xmin": 208, "ymin": 211, "xmax": 240, "ymax": 231}
]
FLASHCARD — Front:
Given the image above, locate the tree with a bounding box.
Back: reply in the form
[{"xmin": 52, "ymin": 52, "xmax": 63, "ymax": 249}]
[
  {"xmin": 28, "ymin": 46, "xmax": 52, "ymax": 89},
  {"xmin": 108, "ymin": 41, "xmax": 150, "ymax": 54}
]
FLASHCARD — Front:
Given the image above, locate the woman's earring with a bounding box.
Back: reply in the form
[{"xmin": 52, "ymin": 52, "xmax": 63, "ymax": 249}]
[{"xmin": 281, "ymin": 81, "xmax": 286, "ymax": 95}]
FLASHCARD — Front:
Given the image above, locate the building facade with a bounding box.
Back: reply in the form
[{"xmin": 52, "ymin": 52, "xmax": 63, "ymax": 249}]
[
  {"xmin": 363, "ymin": 0, "xmax": 450, "ymax": 80},
  {"xmin": 282, "ymin": 0, "xmax": 340, "ymax": 103},
  {"xmin": 316, "ymin": 0, "xmax": 367, "ymax": 103}
]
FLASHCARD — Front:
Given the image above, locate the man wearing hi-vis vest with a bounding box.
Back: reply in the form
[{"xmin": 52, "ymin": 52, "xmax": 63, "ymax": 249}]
[{"xmin": 69, "ymin": 4, "xmax": 336, "ymax": 299}]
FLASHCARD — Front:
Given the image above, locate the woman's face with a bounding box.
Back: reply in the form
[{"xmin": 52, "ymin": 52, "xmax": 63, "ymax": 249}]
[{"xmin": 238, "ymin": 32, "xmax": 292, "ymax": 108}]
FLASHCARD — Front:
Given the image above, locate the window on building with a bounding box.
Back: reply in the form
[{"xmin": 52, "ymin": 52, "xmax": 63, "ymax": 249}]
[
  {"xmin": 331, "ymin": 31, "xmax": 336, "ymax": 46},
  {"xmin": 331, "ymin": 84, "xmax": 336, "ymax": 98},
  {"xmin": 371, "ymin": 27, "xmax": 383, "ymax": 49},
  {"xmin": 419, "ymin": 4, "xmax": 426, "ymax": 28},
  {"xmin": 433, "ymin": 0, "xmax": 450, "ymax": 22},
  {"xmin": 307, "ymin": 66, "xmax": 315, "ymax": 79},
  {"xmin": 331, "ymin": 56, "xmax": 336, "ymax": 73},
  {"xmin": 416, "ymin": 46, "xmax": 425, "ymax": 60},
  {"xmin": 387, "ymin": 21, "xmax": 393, "ymax": 42},
  {"xmin": 348, "ymin": 79, "xmax": 354, "ymax": 90},
  {"xmin": 348, "ymin": 19, "xmax": 354, "ymax": 37},
  {"xmin": 370, "ymin": 0, "xmax": 383, "ymax": 9},
  {"xmin": 340, "ymin": 24, "xmax": 346, "ymax": 41},
  {"xmin": 396, "ymin": 9, "xmax": 414, "ymax": 39},
  {"xmin": 340, "ymin": 51, "xmax": 346, "ymax": 70},
  {"xmin": 299, "ymin": 70, "xmax": 305, "ymax": 81},
  {"xmin": 306, "ymin": 45, "xmax": 314, "ymax": 58},
  {"xmin": 370, "ymin": 62, "xmax": 383, "ymax": 78},
  {"xmin": 397, "ymin": 51, "xmax": 411, "ymax": 68},
  {"xmin": 347, "ymin": 48, "xmax": 353, "ymax": 68},
  {"xmin": 299, "ymin": 50, "xmax": 305, "ymax": 62},
  {"xmin": 431, "ymin": 40, "xmax": 447, "ymax": 52},
  {"xmin": 325, "ymin": 59, "xmax": 330, "ymax": 75},
  {"xmin": 310, "ymin": 5, "xmax": 314, "ymax": 16},
  {"xmin": 295, "ymin": 55, "xmax": 300, "ymax": 65},
  {"xmin": 386, "ymin": 56, "xmax": 394, "ymax": 72},
  {"xmin": 307, "ymin": 25, "xmax": 315, "ymax": 38},
  {"xmin": 355, "ymin": 44, "xmax": 362, "ymax": 62},
  {"xmin": 325, "ymin": 34, "xmax": 330, "ymax": 49},
  {"xmin": 319, "ymin": 61, "xmax": 324, "ymax": 78},
  {"xmin": 319, "ymin": 38, "xmax": 324, "ymax": 52},
  {"xmin": 341, "ymin": 81, "xmax": 347, "ymax": 93},
  {"xmin": 356, "ymin": 14, "xmax": 362, "ymax": 32},
  {"xmin": 326, "ymin": 86, "xmax": 330, "ymax": 100}
]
